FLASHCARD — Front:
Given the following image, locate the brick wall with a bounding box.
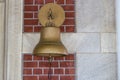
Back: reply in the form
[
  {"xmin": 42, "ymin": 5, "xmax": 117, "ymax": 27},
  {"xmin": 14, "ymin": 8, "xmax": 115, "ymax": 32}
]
[
  {"xmin": 24, "ymin": 0, "xmax": 75, "ymax": 32},
  {"xmin": 23, "ymin": 54, "xmax": 75, "ymax": 80},
  {"xmin": 23, "ymin": 0, "xmax": 75, "ymax": 80}
]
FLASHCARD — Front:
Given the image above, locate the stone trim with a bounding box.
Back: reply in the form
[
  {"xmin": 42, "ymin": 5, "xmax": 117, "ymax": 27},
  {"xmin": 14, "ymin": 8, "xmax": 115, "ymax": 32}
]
[
  {"xmin": 0, "ymin": 2, "xmax": 5, "ymax": 80},
  {"xmin": 4, "ymin": 0, "xmax": 23, "ymax": 80},
  {"xmin": 116, "ymin": 0, "xmax": 120, "ymax": 79},
  {"xmin": 22, "ymin": 33, "xmax": 101, "ymax": 53}
]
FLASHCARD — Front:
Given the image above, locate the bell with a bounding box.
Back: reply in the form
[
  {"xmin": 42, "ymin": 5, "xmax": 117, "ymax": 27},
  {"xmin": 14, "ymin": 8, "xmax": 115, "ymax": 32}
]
[
  {"xmin": 33, "ymin": 27, "xmax": 68, "ymax": 56},
  {"xmin": 33, "ymin": 3, "xmax": 68, "ymax": 57}
]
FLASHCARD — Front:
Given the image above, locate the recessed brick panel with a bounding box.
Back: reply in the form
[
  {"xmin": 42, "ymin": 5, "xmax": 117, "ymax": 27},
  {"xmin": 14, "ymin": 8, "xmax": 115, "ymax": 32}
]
[
  {"xmin": 23, "ymin": 0, "xmax": 75, "ymax": 33},
  {"xmin": 23, "ymin": 54, "xmax": 75, "ymax": 80}
]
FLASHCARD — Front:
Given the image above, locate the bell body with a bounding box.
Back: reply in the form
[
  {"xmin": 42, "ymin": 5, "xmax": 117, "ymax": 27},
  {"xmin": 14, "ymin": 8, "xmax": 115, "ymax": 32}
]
[{"xmin": 33, "ymin": 27, "xmax": 68, "ymax": 56}]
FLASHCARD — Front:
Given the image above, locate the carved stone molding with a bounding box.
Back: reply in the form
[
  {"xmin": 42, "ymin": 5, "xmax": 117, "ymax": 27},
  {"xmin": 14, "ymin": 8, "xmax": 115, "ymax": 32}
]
[{"xmin": 4, "ymin": 0, "xmax": 23, "ymax": 80}]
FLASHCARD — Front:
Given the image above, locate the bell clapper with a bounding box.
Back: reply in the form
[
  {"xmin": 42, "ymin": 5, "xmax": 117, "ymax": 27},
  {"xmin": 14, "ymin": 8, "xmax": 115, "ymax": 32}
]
[{"xmin": 48, "ymin": 56, "xmax": 53, "ymax": 80}]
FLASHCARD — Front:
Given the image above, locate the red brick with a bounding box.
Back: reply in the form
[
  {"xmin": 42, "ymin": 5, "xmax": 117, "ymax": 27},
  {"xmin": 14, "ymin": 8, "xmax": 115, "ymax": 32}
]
[
  {"xmin": 65, "ymin": 68, "xmax": 75, "ymax": 74},
  {"xmin": 44, "ymin": 56, "xmax": 50, "ymax": 60},
  {"xmin": 34, "ymin": 13, "xmax": 38, "ymax": 18},
  {"xmin": 54, "ymin": 56, "xmax": 64, "ymax": 60},
  {"xmin": 24, "ymin": 0, "xmax": 33, "ymax": 4},
  {"xmin": 65, "ymin": 54, "xmax": 74, "ymax": 60},
  {"xmin": 24, "ymin": 13, "xmax": 33, "ymax": 18},
  {"xmin": 66, "ymin": 26, "xmax": 75, "ymax": 32},
  {"xmin": 39, "ymin": 62, "xmax": 58, "ymax": 67},
  {"xmin": 39, "ymin": 62, "xmax": 49, "ymax": 67},
  {"xmin": 23, "ymin": 76, "xmax": 38, "ymax": 80},
  {"xmin": 60, "ymin": 61, "xmax": 74, "ymax": 67},
  {"xmin": 33, "ymin": 69, "xmax": 42, "ymax": 74},
  {"xmin": 35, "ymin": 0, "xmax": 44, "ymax": 4},
  {"xmin": 33, "ymin": 55, "xmax": 43, "ymax": 60},
  {"xmin": 51, "ymin": 62, "xmax": 58, "ymax": 67},
  {"xmin": 24, "ymin": 6, "xmax": 38, "ymax": 11},
  {"xmin": 44, "ymin": 68, "xmax": 53, "ymax": 74},
  {"xmin": 60, "ymin": 26, "xmax": 65, "ymax": 32},
  {"xmin": 24, "ymin": 54, "xmax": 32, "ymax": 60},
  {"xmin": 39, "ymin": 76, "xmax": 58, "ymax": 80},
  {"xmin": 51, "ymin": 76, "xmax": 58, "ymax": 80},
  {"xmin": 54, "ymin": 69, "xmax": 64, "ymax": 74},
  {"xmin": 43, "ymin": 56, "xmax": 54, "ymax": 60},
  {"xmin": 63, "ymin": 5, "xmax": 74, "ymax": 11},
  {"xmin": 60, "ymin": 76, "xmax": 75, "ymax": 80},
  {"xmin": 39, "ymin": 76, "xmax": 48, "ymax": 80},
  {"xmin": 65, "ymin": 12, "xmax": 75, "ymax": 18},
  {"xmin": 63, "ymin": 19, "xmax": 75, "ymax": 25},
  {"xmin": 24, "ymin": 62, "xmax": 38, "ymax": 67},
  {"xmin": 45, "ymin": 0, "xmax": 54, "ymax": 3},
  {"xmin": 24, "ymin": 19, "xmax": 38, "ymax": 25},
  {"xmin": 55, "ymin": 0, "xmax": 64, "ymax": 4},
  {"xmin": 23, "ymin": 69, "xmax": 32, "ymax": 74},
  {"xmin": 24, "ymin": 26, "xmax": 33, "ymax": 32},
  {"xmin": 66, "ymin": 0, "xmax": 74, "ymax": 4}
]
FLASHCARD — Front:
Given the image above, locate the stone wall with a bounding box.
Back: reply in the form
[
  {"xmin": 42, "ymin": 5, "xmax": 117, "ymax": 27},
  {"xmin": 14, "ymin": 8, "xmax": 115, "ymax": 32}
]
[
  {"xmin": 75, "ymin": 0, "xmax": 117, "ymax": 79},
  {"xmin": 0, "ymin": 0, "xmax": 117, "ymax": 80}
]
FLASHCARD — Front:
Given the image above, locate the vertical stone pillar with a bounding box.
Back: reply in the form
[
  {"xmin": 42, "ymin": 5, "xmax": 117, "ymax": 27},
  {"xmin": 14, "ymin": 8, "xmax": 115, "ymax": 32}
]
[
  {"xmin": 5, "ymin": 0, "xmax": 23, "ymax": 80},
  {"xmin": 0, "ymin": 2, "xmax": 4, "ymax": 80},
  {"xmin": 116, "ymin": 0, "xmax": 120, "ymax": 79}
]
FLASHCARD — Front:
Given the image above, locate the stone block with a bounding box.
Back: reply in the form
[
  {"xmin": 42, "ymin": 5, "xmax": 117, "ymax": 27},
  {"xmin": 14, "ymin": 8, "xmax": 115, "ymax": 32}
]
[
  {"xmin": 101, "ymin": 33, "xmax": 116, "ymax": 52},
  {"xmin": 76, "ymin": 53, "xmax": 117, "ymax": 80},
  {"xmin": 23, "ymin": 33, "xmax": 100, "ymax": 53},
  {"xmin": 76, "ymin": 0, "xmax": 115, "ymax": 32}
]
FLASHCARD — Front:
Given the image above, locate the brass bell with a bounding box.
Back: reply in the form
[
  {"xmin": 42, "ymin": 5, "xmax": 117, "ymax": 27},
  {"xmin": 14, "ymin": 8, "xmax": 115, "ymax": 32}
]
[{"xmin": 33, "ymin": 3, "xmax": 68, "ymax": 56}]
